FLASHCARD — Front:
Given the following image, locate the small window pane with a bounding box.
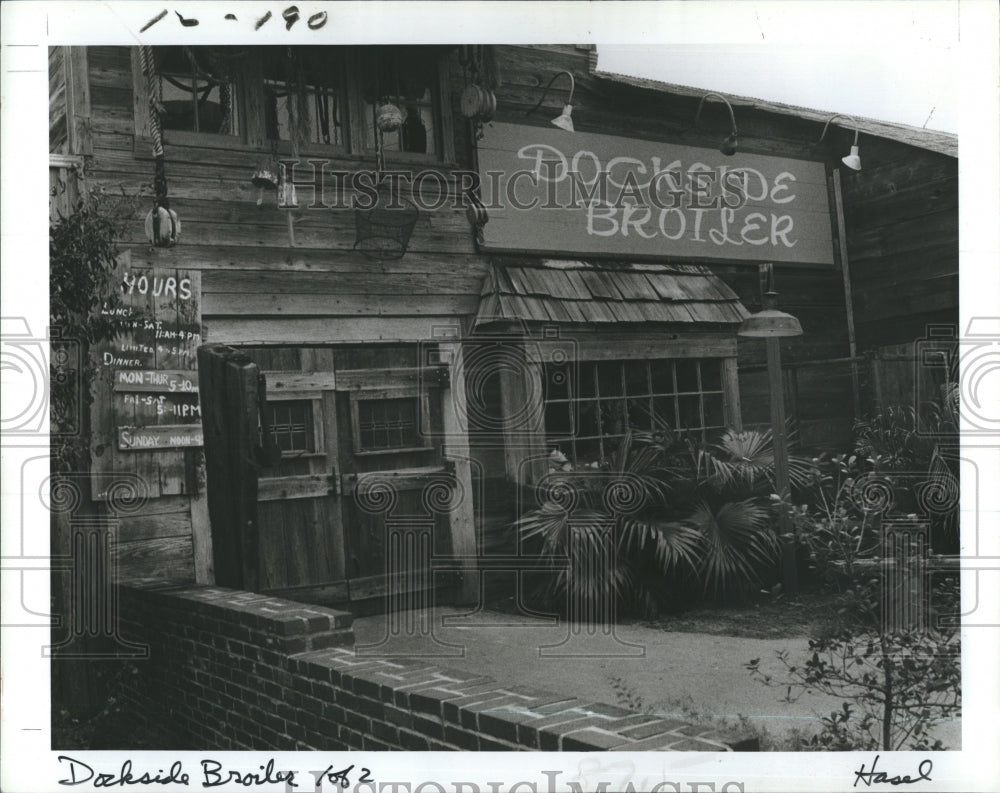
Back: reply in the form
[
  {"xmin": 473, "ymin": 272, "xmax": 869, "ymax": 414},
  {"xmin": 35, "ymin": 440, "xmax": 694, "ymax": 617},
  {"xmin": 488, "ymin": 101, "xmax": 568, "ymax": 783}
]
[
  {"xmin": 575, "ymin": 438, "xmax": 602, "ymax": 465},
  {"xmin": 600, "ymin": 399, "xmax": 628, "ymax": 437},
  {"xmin": 678, "ymin": 394, "xmax": 702, "ymax": 430},
  {"xmin": 577, "ymin": 400, "xmax": 601, "ymax": 437},
  {"xmin": 597, "ymin": 361, "xmax": 623, "ymax": 397},
  {"xmin": 627, "ymin": 398, "xmax": 653, "ymax": 431},
  {"xmin": 652, "ymin": 396, "xmax": 677, "ymax": 430},
  {"xmin": 545, "ymin": 362, "xmax": 571, "ymax": 401},
  {"xmin": 544, "ymin": 400, "xmax": 571, "ymax": 436},
  {"xmin": 650, "ymin": 361, "xmax": 675, "ymax": 394},
  {"xmin": 268, "ymin": 400, "xmax": 314, "ymax": 453},
  {"xmin": 624, "ymin": 360, "xmax": 649, "ymax": 396},
  {"xmin": 676, "ymin": 360, "xmax": 699, "ymax": 393},
  {"xmin": 704, "ymin": 393, "xmax": 725, "ymax": 428},
  {"xmin": 701, "ymin": 360, "xmax": 723, "ymax": 391},
  {"xmin": 577, "ymin": 362, "xmax": 597, "ymax": 399},
  {"xmin": 357, "ymin": 396, "xmax": 421, "ymax": 451}
]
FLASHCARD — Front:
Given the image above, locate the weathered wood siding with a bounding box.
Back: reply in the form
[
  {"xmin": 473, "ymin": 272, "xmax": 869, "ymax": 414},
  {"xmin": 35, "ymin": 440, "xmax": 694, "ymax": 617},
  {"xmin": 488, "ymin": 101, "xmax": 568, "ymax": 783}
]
[
  {"xmin": 85, "ymin": 46, "xmax": 487, "ymax": 351},
  {"xmin": 49, "ymin": 47, "xmax": 68, "ymax": 153},
  {"xmin": 70, "ymin": 44, "xmax": 956, "ymax": 581},
  {"xmin": 839, "ymin": 145, "xmax": 958, "ymax": 351}
]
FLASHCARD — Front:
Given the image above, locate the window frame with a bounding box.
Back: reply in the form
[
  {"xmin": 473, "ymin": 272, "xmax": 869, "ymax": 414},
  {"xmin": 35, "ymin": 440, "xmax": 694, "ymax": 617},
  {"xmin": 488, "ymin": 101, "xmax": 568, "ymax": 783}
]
[
  {"xmin": 542, "ymin": 356, "xmax": 738, "ymax": 466},
  {"xmin": 131, "ymin": 47, "xmax": 254, "ymax": 151},
  {"xmin": 349, "ymin": 386, "xmax": 433, "ymax": 456},
  {"xmin": 132, "ymin": 46, "xmax": 455, "ymax": 163},
  {"xmin": 263, "ymin": 392, "xmax": 325, "ymax": 459}
]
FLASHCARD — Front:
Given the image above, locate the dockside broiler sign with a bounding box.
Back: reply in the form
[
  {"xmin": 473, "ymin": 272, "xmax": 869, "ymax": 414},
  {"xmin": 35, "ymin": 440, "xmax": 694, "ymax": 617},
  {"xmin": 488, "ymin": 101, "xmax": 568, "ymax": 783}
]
[{"xmin": 476, "ymin": 122, "xmax": 834, "ymax": 266}]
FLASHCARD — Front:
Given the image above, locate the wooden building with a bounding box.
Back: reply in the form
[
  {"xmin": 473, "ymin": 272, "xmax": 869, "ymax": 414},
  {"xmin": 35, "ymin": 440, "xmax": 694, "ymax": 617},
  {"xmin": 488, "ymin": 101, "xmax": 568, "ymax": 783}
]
[{"xmin": 49, "ymin": 44, "xmax": 958, "ymax": 606}]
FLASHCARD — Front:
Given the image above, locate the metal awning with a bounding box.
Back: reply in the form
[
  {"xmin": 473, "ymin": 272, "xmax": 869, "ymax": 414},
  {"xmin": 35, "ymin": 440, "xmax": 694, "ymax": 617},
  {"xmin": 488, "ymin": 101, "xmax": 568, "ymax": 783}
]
[{"xmin": 475, "ymin": 259, "xmax": 750, "ymax": 327}]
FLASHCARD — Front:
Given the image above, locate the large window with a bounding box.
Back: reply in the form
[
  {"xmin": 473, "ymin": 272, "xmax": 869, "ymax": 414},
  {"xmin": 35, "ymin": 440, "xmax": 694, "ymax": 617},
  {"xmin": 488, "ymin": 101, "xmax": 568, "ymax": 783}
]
[
  {"xmin": 260, "ymin": 47, "xmax": 345, "ymax": 147},
  {"xmin": 135, "ymin": 46, "xmax": 449, "ymax": 158},
  {"xmin": 155, "ymin": 47, "xmax": 241, "ymax": 136},
  {"xmin": 543, "ymin": 359, "xmax": 727, "ymax": 465},
  {"xmin": 360, "ymin": 48, "xmax": 440, "ymax": 156}
]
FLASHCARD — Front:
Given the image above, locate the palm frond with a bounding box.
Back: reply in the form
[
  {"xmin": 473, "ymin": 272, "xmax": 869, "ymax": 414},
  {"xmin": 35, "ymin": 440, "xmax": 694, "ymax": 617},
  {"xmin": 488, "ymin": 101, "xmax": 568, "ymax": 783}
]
[
  {"xmin": 620, "ymin": 516, "xmax": 702, "ymax": 573},
  {"xmin": 698, "ymin": 427, "xmax": 816, "ymax": 493},
  {"xmin": 682, "ymin": 499, "xmax": 778, "ymax": 596}
]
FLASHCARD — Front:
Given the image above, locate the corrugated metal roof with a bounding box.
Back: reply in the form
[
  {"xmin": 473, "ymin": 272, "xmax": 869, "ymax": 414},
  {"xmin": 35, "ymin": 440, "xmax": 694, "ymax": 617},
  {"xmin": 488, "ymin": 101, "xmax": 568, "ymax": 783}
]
[
  {"xmin": 592, "ymin": 70, "xmax": 958, "ymax": 159},
  {"xmin": 475, "ymin": 260, "xmax": 750, "ymax": 327}
]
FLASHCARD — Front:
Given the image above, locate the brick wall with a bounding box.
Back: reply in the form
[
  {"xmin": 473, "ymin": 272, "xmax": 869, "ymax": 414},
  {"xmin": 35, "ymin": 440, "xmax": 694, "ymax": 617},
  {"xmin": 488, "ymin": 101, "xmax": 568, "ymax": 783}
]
[{"xmin": 119, "ymin": 580, "xmax": 755, "ymax": 751}]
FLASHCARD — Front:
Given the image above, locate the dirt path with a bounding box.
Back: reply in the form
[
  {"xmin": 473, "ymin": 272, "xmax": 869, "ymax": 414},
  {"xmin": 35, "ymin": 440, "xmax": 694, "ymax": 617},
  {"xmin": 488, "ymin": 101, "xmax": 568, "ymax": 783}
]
[{"xmin": 351, "ymin": 607, "xmax": 961, "ymax": 749}]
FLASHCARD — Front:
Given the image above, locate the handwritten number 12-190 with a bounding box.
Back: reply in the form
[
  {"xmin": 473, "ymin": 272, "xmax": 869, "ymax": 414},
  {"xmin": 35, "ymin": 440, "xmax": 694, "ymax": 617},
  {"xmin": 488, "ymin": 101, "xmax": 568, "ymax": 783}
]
[{"xmin": 141, "ymin": 7, "xmax": 328, "ymax": 33}]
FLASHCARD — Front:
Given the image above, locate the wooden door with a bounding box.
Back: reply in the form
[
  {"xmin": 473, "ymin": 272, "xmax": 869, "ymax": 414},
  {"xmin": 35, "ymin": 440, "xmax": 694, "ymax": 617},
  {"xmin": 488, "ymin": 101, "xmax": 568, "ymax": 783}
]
[
  {"xmin": 333, "ymin": 361, "xmax": 456, "ymax": 605},
  {"xmin": 253, "ymin": 347, "xmax": 455, "ymax": 607},
  {"xmin": 255, "ymin": 354, "xmax": 348, "ymax": 603}
]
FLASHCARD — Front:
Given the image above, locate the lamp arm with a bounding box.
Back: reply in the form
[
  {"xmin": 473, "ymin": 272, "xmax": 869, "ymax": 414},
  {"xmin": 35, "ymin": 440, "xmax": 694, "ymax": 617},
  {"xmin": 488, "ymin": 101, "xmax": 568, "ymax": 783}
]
[
  {"xmin": 817, "ymin": 114, "xmax": 860, "ymax": 144},
  {"xmin": 694, "ymin": 92, "xmax": 738, "ymax": 133},
  {"xmin": 525, "ymin": 70, "xmax": 576, "ymax": 117}
]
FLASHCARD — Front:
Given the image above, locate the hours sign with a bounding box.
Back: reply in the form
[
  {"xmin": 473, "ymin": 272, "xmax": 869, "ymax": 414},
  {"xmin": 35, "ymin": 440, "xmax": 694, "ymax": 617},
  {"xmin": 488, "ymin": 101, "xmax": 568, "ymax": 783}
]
[{"xmin": 476, "ymin": 122, "xmax": 835, "ymax": 266}]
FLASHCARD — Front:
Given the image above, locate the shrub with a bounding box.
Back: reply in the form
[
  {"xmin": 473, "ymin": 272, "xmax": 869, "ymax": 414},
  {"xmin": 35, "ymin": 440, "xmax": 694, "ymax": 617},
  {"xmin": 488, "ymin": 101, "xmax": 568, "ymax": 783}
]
[{"xmin": 513, "ymin": 427, "xmax": 814, "ymax": 614}]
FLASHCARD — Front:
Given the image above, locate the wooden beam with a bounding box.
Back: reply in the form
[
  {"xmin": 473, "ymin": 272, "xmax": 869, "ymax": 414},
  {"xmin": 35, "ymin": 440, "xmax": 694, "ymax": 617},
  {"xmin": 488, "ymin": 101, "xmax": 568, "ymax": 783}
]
[
  {"xmin": 64, "ymin": 47, "xmax": 93, "ymax": 156},
  {"xmin": 722, "ymin": 357, "xmax": 742, "ymax": 430},
  {"xmin": 831, "ymin": 168, "xmax": 861, "ymax": 419},
  {"xmin": 438, "ymin": 335, "xmax": 481, "ymax": 605},
  {"xmin": 190, "ymin": 455, "xmax": 214, "ymax": 584}
]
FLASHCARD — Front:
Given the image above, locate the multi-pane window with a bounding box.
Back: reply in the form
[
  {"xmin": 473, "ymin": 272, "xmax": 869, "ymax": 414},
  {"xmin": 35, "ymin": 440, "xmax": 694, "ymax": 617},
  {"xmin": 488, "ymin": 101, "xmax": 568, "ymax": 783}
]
[
  {"xmin": 356, "ymin": 396, "xmax": 422, "ymax": 451},
  {"xmin": 260, "ymin": 48, "xmax": 344, "ymax": 147},
  {"xmin": 543, "ymin": 359, "xmax": 727, "ymax": 465},
  {"xmin": 156, "ymin": 47, "xmax": 240, "ymax": 136},
  {"xmin": 361, "ymin": 48, "xmax": 438, "ymax": 155},
  {"xmin": 268, "ymin": 400, "xmax": 315, "ymax": 453}
]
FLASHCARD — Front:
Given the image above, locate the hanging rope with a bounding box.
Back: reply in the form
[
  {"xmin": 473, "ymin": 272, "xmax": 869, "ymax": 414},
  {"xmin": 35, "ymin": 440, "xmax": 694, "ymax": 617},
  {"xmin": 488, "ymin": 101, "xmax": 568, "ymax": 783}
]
[{"xmin": 139, "ymin": 45, "xmax": 177, "ymax": 245}]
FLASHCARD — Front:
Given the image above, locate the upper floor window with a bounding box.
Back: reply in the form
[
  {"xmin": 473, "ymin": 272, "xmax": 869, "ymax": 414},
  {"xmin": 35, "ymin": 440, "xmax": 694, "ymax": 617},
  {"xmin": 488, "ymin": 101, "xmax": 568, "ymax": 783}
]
[
  {"xmin": 155, "ymin": 47, "xmax": 241, "ymax": 136},
  {"xmin": 360, "ymin": 47, "xmax": 440, "ymax": 156},
  {"xmin": 135, "ymin": 46, "xmax": 451, "ymax": 159},
  {"xmin": 260, "ymin": 47, "xmax": 345, "ymax": 148}
]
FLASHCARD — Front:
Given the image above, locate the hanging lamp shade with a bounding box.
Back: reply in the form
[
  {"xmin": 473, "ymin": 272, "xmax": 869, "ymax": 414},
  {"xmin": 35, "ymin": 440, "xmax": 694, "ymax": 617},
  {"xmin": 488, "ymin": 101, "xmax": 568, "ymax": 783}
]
[
  {"xmin": 551, "ymin": 104, "xmax": 574, "ymax": 132},
  {"xmin": 737, "ymin": 307, "xmax": 803, "ymax": 337},
  {"xmin": 526, "ymin": 71, "xmax": 576, "ymax": 132},
  {"xmin": 694, "ymin": 92, "xmax": 740, "ymax": 156},
  {"xmin": 841, "ymin": 144, "xmax": 862, "ymax": 171},
  {"xmin": 816, "ymin": 115, "xmax": 863, "ymax": 172},
  {"xmin": 738, "ymin": 289, "xmax": 803, "ymax": 338},
  {"xmin": 719, "ymin": 130, "xmax": 739, "ymax": 156}
]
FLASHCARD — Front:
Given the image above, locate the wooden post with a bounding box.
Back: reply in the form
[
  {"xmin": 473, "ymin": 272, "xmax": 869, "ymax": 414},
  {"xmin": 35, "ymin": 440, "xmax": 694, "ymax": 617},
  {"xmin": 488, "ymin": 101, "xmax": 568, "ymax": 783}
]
[
  {"xmin": 198, "ymin": 344, "xmax": 261, "ymax": 590},
  {"xmin": 498, "ymin": 350, "xmax": 547, "ymax": 487},
  {"xmin": 767, "ymin": 337, "xmax": 798, "ymax": 594},
  {"xmin": 64, "ymin": 47, "xmax": 93, "ymax": 156},
  {"xmin": 722, "ymin": 357, "xmax": 743, "ymax": 431},
  {"xmin": 438, "ymin": 335, "xmax": 480, "ymax": 604},
  {"xmin": 832, "ymin": 168, "xmax": 861, "ymax": 419}
]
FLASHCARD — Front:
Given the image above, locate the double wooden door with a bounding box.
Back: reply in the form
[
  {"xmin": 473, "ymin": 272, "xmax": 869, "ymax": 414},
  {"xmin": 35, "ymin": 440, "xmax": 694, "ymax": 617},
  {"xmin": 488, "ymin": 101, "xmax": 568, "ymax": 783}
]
[{"xmin": 251, "ymin": 348, "xmax": 455, "ymax": 607}]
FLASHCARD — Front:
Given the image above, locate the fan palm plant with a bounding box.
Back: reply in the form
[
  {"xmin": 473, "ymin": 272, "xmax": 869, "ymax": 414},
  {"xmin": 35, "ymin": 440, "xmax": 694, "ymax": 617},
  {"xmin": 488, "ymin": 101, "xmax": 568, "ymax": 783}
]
[
  {"xmin": 513, "ymin": 427, "xmax": 800, "ymax": 614},
  {"xmin": 696, "ymin": 426, "xmax": 816, "ymax": 493}
]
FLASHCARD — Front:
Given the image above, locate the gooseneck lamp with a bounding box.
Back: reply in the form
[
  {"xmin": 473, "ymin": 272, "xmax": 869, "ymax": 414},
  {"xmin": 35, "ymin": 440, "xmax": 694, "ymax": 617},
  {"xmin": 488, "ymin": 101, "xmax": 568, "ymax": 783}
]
[
  {"xmin": 817, "ymin": 114, "xmax": 863, "ymax": 171},
  {"xmin": 525, "ymin": 70, "xmax": 576, "ymax": 132},
  {"xmin": 694, "ymin": 92, "xmax": 740, "ymax": 156}
]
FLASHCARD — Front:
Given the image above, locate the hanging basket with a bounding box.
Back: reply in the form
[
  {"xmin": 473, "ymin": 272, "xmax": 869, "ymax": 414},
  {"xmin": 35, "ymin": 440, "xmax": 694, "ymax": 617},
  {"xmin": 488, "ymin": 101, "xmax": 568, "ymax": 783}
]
[{"xmin": 354, "ymin": 187, "xmax": 419, "ymax": 260}]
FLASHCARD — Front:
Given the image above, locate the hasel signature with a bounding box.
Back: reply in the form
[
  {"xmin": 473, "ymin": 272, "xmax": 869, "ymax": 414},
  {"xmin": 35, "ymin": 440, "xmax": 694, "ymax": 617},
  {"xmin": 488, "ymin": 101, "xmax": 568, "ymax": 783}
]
[{"xmin": 854, "ymin": 755, "xmax": 933, "ymax": 787}]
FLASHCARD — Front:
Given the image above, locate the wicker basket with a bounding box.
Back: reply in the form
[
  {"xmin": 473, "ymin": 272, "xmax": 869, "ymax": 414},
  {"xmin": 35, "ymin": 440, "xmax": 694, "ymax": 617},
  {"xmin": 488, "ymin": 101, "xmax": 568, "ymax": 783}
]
[{"xmin": 354, "ymin": 187, "xmax": 419, "ymax": 260}]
